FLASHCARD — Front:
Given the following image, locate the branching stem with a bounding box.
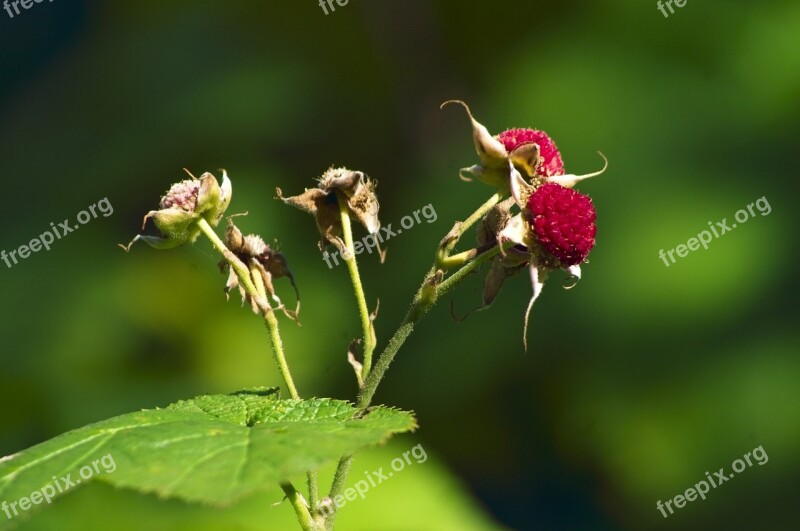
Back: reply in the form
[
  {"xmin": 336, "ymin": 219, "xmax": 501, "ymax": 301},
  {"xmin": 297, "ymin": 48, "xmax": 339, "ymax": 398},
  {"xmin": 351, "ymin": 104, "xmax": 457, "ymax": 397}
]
[{"xmin": 325, "ymin": 191, "xmax": 509, "ymax": 529}]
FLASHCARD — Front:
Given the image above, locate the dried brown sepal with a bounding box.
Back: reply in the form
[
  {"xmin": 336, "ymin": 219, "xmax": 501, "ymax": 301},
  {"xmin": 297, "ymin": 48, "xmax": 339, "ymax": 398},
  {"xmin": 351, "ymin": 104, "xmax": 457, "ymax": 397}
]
[
  {"xmin": 483, "ymin": 254, "xmax": 528, "ymax": 308},
  {"xmin": 440, "ymin": 100, "xmax": 508, "ymax": 168},
  {"xmin": 276, "ymin": 167, "xmax": 381, "ymax": 254},
  {"xmin": 275, "ymin": 186, "xmax": 341, "ymax": 252},
  {"xmin": 369, "ymin": 299, "xmax": 380, "ymax": 324},
  {"xmin": 220, "ymin": 218, "xmax": 300, "ymax": 322},
  {"xmin": 476, "ymin": 197, "xmax": 516, "ymax": 247},
  {"xmin": 347, "ymin": 339, "xmax": 364, "ymax": 388}
]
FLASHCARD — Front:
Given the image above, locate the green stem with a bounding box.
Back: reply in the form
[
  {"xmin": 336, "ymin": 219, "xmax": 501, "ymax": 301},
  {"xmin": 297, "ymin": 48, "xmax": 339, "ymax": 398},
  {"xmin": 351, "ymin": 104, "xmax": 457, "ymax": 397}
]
[
  {"xmin": 336, "ymin": 192, "xmax": 377, "ymax": 380},
  {"xmin": 307, "ymin": 471, "xmax": 321, "ymax": 524},
  {"xmin": 359, "ymin": 191, "xmax": 508, "ymax": 409},
  {"xmin": 250, "ymin": 260, "xmax": 317, "ymax": 524},
  {"xmin": 250, "ymin": 264, "xmax": 301, "ymax": 400},
  {"xmin": 197, "ymin": 218, "xmax": 300, "ymax": 401},
  {"xmin": 460, "ymin": 190, "xmax": 507, "ymax": 237},
  {"xmin": 438, "ymin": 248, "xmax": 478, "ymax": 269},
  {"xmin": 325, "ymin": 192, "xmax": 509, "ymax": 529},
  {"xmin": 436, "ymin": 244, "xmax": 505, "ymax": 296},
  {"xmin": 324, "ymin": 454, "xmax": 354, "ymax": 530},
  {"xmin": 197, "ymin": 218, "xmax": 263, "ymax": 306},
  {"xmin": 280, "ymin": 482, "xmax": 318, "ymax": 531},
  {"xmin": 200, "ymin": 218, "xmax": 314, "ymax": 530},
  {"xmin": 246, "ymin": 244, "xmax": 316, "ymax": 514},
  {"xmin": 357, "ymin": 244, "xmax": 503, "ymax": 410},
  {"xmin": 436, "ymin": 190, "xmax": 505, "ymax": 269}
]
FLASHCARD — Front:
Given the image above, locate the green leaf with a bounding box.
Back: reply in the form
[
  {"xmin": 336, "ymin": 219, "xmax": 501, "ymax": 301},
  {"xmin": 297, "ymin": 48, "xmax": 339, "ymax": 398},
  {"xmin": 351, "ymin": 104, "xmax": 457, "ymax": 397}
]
[{"xmin": 0, "ymin": 388, "xmax": 416, "ymax": 520}]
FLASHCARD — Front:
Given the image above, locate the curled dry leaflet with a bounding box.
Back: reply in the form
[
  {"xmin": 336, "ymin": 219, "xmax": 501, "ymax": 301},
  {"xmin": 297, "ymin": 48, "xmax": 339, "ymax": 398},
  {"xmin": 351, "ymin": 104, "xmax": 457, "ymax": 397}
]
[{"xmin": 0, "ymin": 101, "xmax": 606, "ymax": 530}]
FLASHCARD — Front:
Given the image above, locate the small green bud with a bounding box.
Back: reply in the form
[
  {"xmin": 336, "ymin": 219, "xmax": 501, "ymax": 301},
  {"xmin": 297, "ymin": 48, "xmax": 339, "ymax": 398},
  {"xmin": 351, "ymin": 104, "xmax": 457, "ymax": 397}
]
[
  {"xmin": 147, "ymin": 208, "xmax": 201, "ymax": 244},
  {"xmin": 120, "ymin": 170, "xmax": 233, "ymax": 251}
]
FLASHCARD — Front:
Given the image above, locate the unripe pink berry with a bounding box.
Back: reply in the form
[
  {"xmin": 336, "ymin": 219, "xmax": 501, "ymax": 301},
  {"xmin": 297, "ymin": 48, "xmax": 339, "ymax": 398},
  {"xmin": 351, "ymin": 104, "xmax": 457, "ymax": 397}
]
[{"xmin": 160, "ymin": 179, "xmax": 200, "ymax": 211}]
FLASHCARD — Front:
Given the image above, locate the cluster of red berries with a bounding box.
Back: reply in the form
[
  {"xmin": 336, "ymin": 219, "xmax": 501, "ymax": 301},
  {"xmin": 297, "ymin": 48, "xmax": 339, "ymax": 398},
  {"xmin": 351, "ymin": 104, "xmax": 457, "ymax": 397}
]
[{"xmin": 497, "ymin": 129, "xmax": 597, "ymax": 266}]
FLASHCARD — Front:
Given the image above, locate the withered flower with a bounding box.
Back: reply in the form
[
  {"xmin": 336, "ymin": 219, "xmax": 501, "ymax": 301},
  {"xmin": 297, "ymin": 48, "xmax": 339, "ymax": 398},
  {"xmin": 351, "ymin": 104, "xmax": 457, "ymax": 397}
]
[
  {"xmin": 221, "ymin": 218, "xmax": 299, "ymax": 319},
  {"xmin": 276, "ymin": 167, "xmax": 380, "ymax": 255},
  {"xmin": 121, "ymin": 169, "xmax": 232, "ymax": 250}
]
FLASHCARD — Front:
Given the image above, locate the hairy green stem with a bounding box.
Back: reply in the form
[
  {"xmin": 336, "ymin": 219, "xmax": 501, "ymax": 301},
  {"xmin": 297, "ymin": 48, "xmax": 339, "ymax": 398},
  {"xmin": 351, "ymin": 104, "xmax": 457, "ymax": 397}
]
[
  {"xmin": 280, "ymin": 482, "xmax": 319, "ymax": 531},
  {"xmin": 250, "ymin": 257, "xmax": 318, "ymax": 523},
  {"xmin": 307, "ymin": 471, "xmax": 321, "ymax": 524},
  {"xmin": 336, "ymin": 192, "xmax": 377, "ymax": 380},
  {"xmin": 199, "ymin": 219, "xmax": 321, "ymax": 531},
  {"xmin": 197, "ymin": 218, "xmax": 301, "ymax": 401},
  {"xmin": 436, "ymin": 244, "xmax": 505, "ymax": 296},
  {"xmin": 460, "ymin": 190, "xmax": 507, "ymax": 237},
  {"xmin": 197, "ymin": 218, "xmax": 263, "ymax": 304},
  {"xmin": 360, "ymin": 191, "xmax": 508, "ymax": 409},
  {"xmin": 324, "ymin": 454, "xmax": 354, "ymax": 530},
  {"xmin": 436, "ymin": 190, "xmax": 504, "ymax": 269},
  {"xmin": 250, "ymin": 264, "xmax": 301, "ymax": 401},
  {"xmin": 357, "ymin": 244, "xmax": 503, "ymax": 410},
  {"xmin": 325, "ymin": 192, "xmax": 509, "ymax": 529}
]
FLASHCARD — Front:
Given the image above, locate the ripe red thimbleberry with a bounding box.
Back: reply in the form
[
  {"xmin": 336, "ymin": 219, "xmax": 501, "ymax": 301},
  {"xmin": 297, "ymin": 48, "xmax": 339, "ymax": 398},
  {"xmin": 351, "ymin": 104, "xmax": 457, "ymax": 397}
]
[
  {"xmin": 496, "ymin": 128, "xmax": 565, "ymax": 178},
  {"xmin": 528, "ymin": 182, "xmax": 596, "ymax": 266}
]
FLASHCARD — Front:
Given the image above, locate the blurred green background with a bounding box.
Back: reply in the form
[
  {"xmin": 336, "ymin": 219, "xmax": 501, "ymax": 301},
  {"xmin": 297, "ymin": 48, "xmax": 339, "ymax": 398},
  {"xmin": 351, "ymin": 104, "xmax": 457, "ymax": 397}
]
[{"xmin": 1, "ymin": 1, "xmax": 799, "ymax": 529}]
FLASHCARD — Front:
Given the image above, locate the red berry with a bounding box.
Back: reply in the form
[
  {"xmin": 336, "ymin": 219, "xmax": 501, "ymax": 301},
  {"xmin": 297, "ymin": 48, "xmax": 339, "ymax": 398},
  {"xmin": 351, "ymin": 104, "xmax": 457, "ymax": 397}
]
[
  {"xmin": 527, "ymin": 183, "xmax": 596, "ymax": 266},
  {"xmin": 496, "ymin": 128, "xmax": 564, "ymax": 178}
]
